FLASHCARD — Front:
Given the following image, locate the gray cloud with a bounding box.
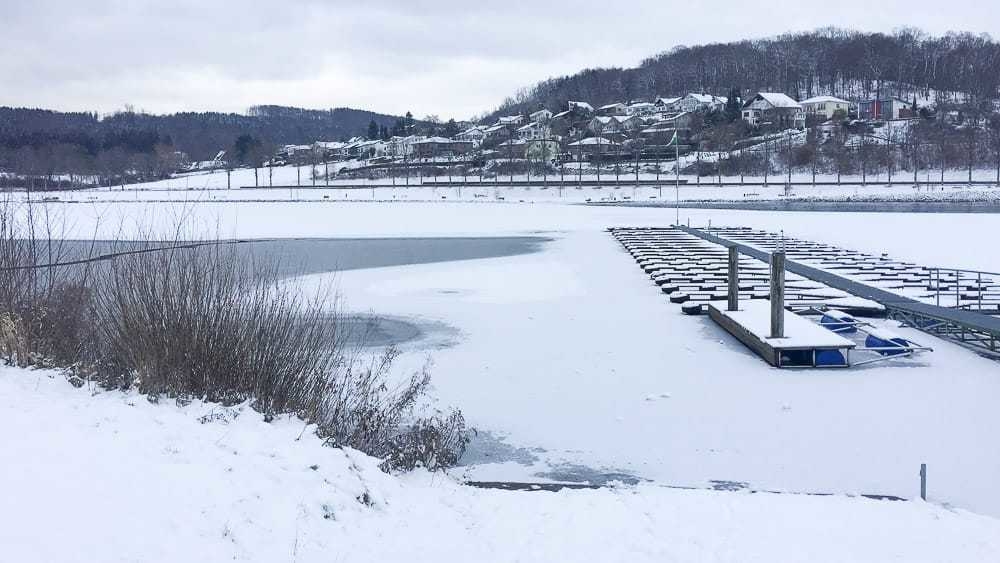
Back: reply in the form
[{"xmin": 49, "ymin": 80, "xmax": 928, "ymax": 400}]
[{"xmin": 0, "ymin": 0, "xmax": 995, "ymax": 119}]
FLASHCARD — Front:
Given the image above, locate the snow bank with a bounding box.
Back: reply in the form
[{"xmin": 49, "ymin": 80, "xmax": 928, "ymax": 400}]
[{"xmin": 3, "ymin": 368, "xmax": 999, "ymax": 563}]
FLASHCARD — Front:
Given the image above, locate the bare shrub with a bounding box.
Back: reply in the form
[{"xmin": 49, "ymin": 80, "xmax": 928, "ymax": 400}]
[
  {"xmin": 89, "ymin": 240, "xmax": 337, "ymax": 408},
  {"xmin": 87, "ymin": 236, "xmax": 468, "ymax": 469},
  {"xmin": 0, "ymin": 196, "xmax": 470, "ymax": 471},
  {"xmin": 383, "ymin": 410, "xmax": 472, "ymax": 471},
  {"xmin": 0, "ymin": 312, "xmax": 29, "ymax": 366},
  {"xmin": 0, "ymin": 198, "xmax": 91, "ymax": 367}
]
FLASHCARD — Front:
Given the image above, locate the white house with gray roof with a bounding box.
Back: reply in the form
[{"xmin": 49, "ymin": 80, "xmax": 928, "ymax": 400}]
[{"xmin": 742, "ymin": 92, "xmax": 805, "ymax": 129}]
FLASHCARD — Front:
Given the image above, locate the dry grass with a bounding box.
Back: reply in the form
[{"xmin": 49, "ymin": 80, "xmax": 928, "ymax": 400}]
[{"xmin": 0, "ymin": 199, "xmax": 469, "ymax": 469}]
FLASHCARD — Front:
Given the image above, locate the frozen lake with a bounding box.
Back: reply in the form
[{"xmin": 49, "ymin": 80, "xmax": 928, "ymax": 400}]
[
  {"xmin": 28, "ymin": 197, "xmax": 1000, "ymax": 516},
  {"xmin": 49, "ymin": 236, "xmax": 546, "ymax": 350}
]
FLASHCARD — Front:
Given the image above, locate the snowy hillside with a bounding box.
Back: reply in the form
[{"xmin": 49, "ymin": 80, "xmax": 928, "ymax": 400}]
[{"xmin": 4, "ymin": 368, "xmax": 1000, "ymax": 563}]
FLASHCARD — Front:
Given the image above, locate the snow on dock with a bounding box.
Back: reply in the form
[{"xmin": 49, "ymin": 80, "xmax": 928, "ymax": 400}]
[{"xmin": 708, "ymin": 301, "xmax": 855, "ymax": 368}]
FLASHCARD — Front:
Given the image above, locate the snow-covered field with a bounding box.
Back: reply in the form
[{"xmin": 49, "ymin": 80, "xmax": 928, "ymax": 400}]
[
  {"xmin": 5, "ymin": 369, "xmax": 1000, "ymax": 563},
  {"xmin": 40, "ymin": 198, "xmax": 1000, "ymax": 273},
  {"xmin": 7, "ymin": 192, "xmax": 1000, "ymax": 559},
  {"xmin": 26, "ymin": 162, "xmax": 1000, "ymax": 205}
]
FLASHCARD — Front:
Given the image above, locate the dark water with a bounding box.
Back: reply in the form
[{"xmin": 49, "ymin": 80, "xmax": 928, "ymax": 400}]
[
  {"xmin": 49, "ymin": 236, "xmax": 550, "ymax": 277},
  {"xmin": 47, "ymin": 236, "xmax": 547, "ymax": 350},
  {"xmin": 337, "ymin": 314, "xmax": 461, "ymax": 350}
]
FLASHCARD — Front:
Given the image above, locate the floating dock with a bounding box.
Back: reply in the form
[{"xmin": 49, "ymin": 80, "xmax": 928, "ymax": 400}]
[
  {"xmin": 609, "ymin": 227, "xmax": 883, "ymax": 314},
  {"xmin": 680, "ymin": 226, "xmax": 1000, "ymax": 358},
  {"xmin": 708, "ymin": 301, "xmax": 855, "ymax": 368},
  {"xmin": 608, "ymin": 226, "xmax": 945, "ymax": 367}
]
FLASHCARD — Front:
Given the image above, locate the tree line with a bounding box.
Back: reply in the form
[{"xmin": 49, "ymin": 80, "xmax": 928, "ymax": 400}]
[{"xmin": 0, "ymin": 105, "xmax": 404, "ymax": 189}]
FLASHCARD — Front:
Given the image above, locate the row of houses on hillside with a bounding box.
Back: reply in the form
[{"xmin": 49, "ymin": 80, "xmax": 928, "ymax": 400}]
[
  {"xmin": 277, "ymin": 88, "xmax": 922, "ymax": 170},
  {"xmin": 742, "ymin": 93, "xmax": 914, "ymax": 127},
  {"xmin": 290, "ymin": 133, "xmax": 477, "ymax": 163}
]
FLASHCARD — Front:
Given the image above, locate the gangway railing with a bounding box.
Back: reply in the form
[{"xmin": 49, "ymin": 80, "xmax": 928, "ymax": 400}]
[{"xmin": 927, "ymin": 267, "xmax": 1000, "ymax": 314}]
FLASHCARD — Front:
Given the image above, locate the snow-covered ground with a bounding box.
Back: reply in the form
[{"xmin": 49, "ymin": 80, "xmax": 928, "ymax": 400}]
[
  {"xmin": 30, "ymin": 160, "xmax": 1000, "ymax": 190},
  {"xmin": 7, "ymin": 194, "xmax": 1000, "ymax": 558},
  {"xmin": 5, "ymin": 368, "xmax": 1000, "ymax": 563},
  {"xmin": 25, "ymin": 173, "xmax": 1000, "ymax": 210}
]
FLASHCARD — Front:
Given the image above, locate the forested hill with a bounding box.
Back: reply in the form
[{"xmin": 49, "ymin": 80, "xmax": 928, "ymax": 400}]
[
  {"xmin": 494, "ymin": 28, "xmax": 1000, "ymax": 116},
  {"xmin": 0, "ymin": 105, "xmax": 404, "ymax": 162}
]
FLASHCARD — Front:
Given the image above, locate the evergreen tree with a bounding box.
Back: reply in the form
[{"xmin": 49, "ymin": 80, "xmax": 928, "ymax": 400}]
[
  {"xmin": 232, "ymin": 134, "xmax": 261, "ymax": 166},
  {"xmin": 367, "ymin": 119, "xmax": 379, "ymax": 140},
  {"xmin": 724, "ymin": 88, "xmax": 742, "ymax": 123},
  {"xmin": 404, "ymin": 111, "xmax": 414, "ymax": 133},
  {"xmin": 443, "ymin": 119, "xmax": 459, "ymax": 138}
]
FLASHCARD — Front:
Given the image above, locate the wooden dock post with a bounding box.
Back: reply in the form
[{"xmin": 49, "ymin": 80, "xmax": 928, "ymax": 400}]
[
  {"xmin": 770, "ymin": 251, "xmax": 785, "ymax": 339},
  {"xmin": 728, "ymin": 245, "xmax": 740, "ymax": 312},
  {"xmin": 920, "ymin": 463, "xmax": 927, "ymax": 500}
]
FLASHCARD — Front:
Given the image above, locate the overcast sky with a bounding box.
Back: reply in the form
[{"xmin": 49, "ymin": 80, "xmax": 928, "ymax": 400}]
[{"xmin": 1, "ymin": 0, "xmax": 995, "ymax": 120}]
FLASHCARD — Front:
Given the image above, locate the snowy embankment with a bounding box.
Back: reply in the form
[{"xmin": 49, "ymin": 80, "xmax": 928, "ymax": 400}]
[
  {"xmin": 4, "ymin": 368, "xmax": 999, "ymax": 563},
  {"xmin": 25, "ymin": 173, "xmax": 1000, "ymax": 209}
]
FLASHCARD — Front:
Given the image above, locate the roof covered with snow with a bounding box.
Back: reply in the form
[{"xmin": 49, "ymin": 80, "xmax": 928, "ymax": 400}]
[
  {"xmin": 569, "ymin": 137, "xmax": 618, "ymax": 146},
  {"xmin": 800, "ymin": 95, "xmax": 852, "ymax": 105},
  {"xmin": 752, "ymin": 93, "xmax": 803, "ymax": 109},
  {"xmin": 684, "ymin": 93, "xmax": 727, "ymax": 104},
  {"xmin": 412, "ymin": 137, "xmax": 469, "ymax": 145}
]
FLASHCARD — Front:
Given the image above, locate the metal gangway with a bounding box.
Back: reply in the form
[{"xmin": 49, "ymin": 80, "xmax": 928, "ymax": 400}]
[{"xmin": 681, "ymin": 226, "xmax": 1000, "ymax": 358}]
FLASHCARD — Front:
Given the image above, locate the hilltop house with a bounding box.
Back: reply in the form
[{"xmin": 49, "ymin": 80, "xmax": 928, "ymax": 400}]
[
  {"xmin": 353, "ymin": 140, "xmax": 388, "ymax": 160},
  {"xmin": 496, "ymin": 139, "xmax": 528, "ymax": 159},
  {"xmin": 568, "ymin": 136, "xmax": 620, "ymax": 159},
  {"xmin": 654, "ymin": 97, "xmax": 682, "ymax": 112},
  {"xmin": 626, "ymin": 102, "xmax": 657, "ymax": 116},
  {"xmin": 800, "ymin": 95, "xmax": 853, "ymax": 120},
  {"xmin": 588, "ymin": 115, "xmax": 643, "ymax": 136},
  {"xmin": 497, "ymin": 115, "xmax": 525, "ymax": 127},
  {"xmin": 530, "ymin": 109, "xmax": 553, "ymax": 123},
  {"xmin": 858, "ymin": 98, "xmax": 914, "ymax": 121},
  {"xmin": 567, "ymin": 101, "xmax": 595, "ymax": 116},
  {"xmin": 525, "ymin": 139, "xmax": 560, "ymax": 162},
  {"xmin": 411, "ymin": 137, "xmax": 474, "ymax": 158},
  {"xmin": 742, "ymin": 93, "xmax": 806, "ymax": 129},
  {"xmin": 483, "ymin": 123, "xmax": 511, "ymax": 143},
  {"xmin": 455, "ymin": 126, "xmax": 488, "ymax": 147},
  {"xmin": 386, "ymin": 135, "xmax": 426, "ymax": 158},
  {"xmin": 639, "ymin": 111, "xmax": 696, "ymax": 143},
  {"xmin": 678, "ymin": 93, "xmax": 727, "ymax": 113},
  {"xmin": 548, "ymin": 101, "xmax": 596, "ymax": 138},
  {"xmin": 277, "ymin": 144, "xmax": 314, "ymax": 160},
  {"xmin": 597, "ymin": 103, "xmax": 628, "ymax": 117},
  {"xmin": 516, "ymin": 121, "xmax": 551, "ymax": 141},
  {"xmin": 313, "ymin": 141, "xmax": 347, "ymax": 159}
]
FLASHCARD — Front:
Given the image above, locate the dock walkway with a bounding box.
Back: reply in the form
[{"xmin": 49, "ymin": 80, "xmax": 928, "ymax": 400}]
[{"xmin": 680, "ymin": 226, "xmax": 1000, "ymax": 357}]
